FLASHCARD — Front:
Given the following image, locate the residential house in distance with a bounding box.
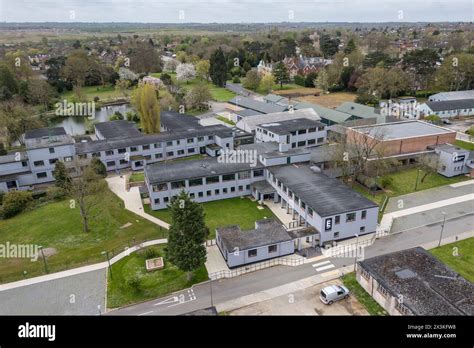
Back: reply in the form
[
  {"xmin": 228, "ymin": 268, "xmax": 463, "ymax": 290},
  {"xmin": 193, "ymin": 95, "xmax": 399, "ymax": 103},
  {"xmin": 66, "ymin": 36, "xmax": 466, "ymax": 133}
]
[
  {"xmin": 283, "ymin": 56, "xmax": 332, "ymax": 78},
  {"xmin": 357, "ymin": 247, "xmax": 474, "ymax": 316},
  {"xmin": 417, "ymin": 99, "xmax": 474, "ymax": 119}
]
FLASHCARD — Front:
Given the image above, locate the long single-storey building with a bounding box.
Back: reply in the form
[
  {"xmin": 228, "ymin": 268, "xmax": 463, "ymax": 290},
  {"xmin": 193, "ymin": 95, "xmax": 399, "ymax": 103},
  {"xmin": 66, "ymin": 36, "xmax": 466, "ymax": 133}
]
[{"xmin": 357, "ymin": 247, "xmax": 474, "ymax": 316}]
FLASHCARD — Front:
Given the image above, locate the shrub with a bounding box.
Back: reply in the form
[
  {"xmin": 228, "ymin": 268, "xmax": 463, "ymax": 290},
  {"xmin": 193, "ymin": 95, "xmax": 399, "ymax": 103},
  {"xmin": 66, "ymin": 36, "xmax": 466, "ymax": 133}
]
[
  {"xmin": 93, "ymin": 96, "xmax": 100, "ymax": 102},
  {"xmin": 294, "ymin": 74, "xmax": 305, "ymax": 86},
  {"xmin": 46, "ymin": 186, "xmax": 67, "ymax": 201},
  {"xmin": 90, "ymin": 157, "xmax": 107, "ymax": 177},
  {"xmin": 126, "ymin": 275, "xmax": 142, "ymax": 292},
  {"xmin": 232, "ymin": 76, "xmax": 241, "ymax": 83},
  {"xmin": 143, "ymin": 247, "xmax": 159, "ymax": 259},
  {"xmin": 1, "ymin": 191, "xmax": 33, "ymax": 219},
  {"xmin": 379, "ymin": 176, "xmax": 393, "ymax": 189}
]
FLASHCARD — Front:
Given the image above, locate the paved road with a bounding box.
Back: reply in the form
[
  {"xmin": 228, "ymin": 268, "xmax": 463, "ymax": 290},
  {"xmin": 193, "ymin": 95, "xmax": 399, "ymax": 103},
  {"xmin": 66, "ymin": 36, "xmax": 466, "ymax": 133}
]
[
  {"xmin": 0, "ymin": 268, "xmax": 107, "ymax": 315},
  {"xmin": 108, "ymin": 213, "xmax": 473, "ymax": 316}
]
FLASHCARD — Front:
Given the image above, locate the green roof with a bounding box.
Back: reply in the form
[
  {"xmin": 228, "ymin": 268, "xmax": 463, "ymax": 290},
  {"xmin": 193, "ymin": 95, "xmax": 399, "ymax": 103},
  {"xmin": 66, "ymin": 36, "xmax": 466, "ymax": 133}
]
[
  {"xmin": 335, "ymin": 102, "xmax": 380, "ymax": 119},
  {"xmin": 294, "ymin": 102, "xmax": 351, "ymax": 124}
]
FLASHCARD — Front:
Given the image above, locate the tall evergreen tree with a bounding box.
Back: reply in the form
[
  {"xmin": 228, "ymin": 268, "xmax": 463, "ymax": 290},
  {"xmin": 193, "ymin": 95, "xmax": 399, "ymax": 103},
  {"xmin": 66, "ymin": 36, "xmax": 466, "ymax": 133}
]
[
  {"xmin": 52, "ymin": 161, "xmax": 71, "ymax": 191},
  {"xmin": 166, "ymin": 191, "xmax": 208, "ymax": 281},
  {"xmin": 209, "ymin": 47, "xmax": 227, "ymax": 87},
  {"xmin": 273, "ymin": 61, "xmax": 289, "ymax": 89}
]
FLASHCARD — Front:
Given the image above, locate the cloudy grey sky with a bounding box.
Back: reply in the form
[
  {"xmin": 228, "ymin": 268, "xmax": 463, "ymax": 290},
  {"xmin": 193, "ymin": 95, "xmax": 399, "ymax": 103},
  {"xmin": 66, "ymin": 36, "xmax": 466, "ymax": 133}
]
[{"xmin": 0, "ymin": 0, "xmax": 472, "ymax": 23}]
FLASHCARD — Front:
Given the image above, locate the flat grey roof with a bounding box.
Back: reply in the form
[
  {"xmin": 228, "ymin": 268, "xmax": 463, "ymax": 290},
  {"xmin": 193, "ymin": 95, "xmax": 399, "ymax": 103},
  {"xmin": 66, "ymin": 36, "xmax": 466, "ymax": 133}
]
[
  {"xmin": 335, "ymin": 102, "xmax": 380, "ymax": 119},
  {"xmin": 75, "ymin": 125, "xmax": 232, "ymax": 154},
  {"xmin": 229, "ymin": 96, "xmax": 286, "ymax": 114},
  {"xmin": 258, "ymin": 118, "xmax": 325, "ymax": 134},
  {"xmin": 426, "ymin": 98, "xmax": 474, "ymax": 112},
  {"xmin": 429, "ymin": 90, "xmax": 474, "ymax": 101},
  {"xmin": 24, "ymin": 127, "xmax": 74, "ymax": 150},
  {"xmin": 160, "ymin": 111, "xmax": 201, "ymax": 131},
  {"xmin": 235, "ymin": 109, "xmax": 263, "ymax": 117},
  {"xmin": 431, "ymin": 143, "xmax": 470, "ymax": 154},
  {"xmin": 95, "ymin": 120, "xmax": 141, "ymax": 139},
  {"xmin": 217, "ymin": 218, "xmax": 292, "ymax": 251},
  {"xmin": 237, "ymin": 108, "xmax": 321, "ymax": 132},
  {"xmin": 351, "ymin": 120, "xmax": 453, "ymax": 140},
  {"xmin": 268, "ymin": 164, "xmax": 378, "ymax": 217},
  {"xmin": 25, "ymin": 127, "xmax": 66, "ymax": 139},
  {"xmin": 251, "ymin": 180, "xmax": 276, "ymax": 194},
  {"xmin": 359, "ymin": 247, "xmax": 474, "ymax": 316},
  {"xmin": 294, "ymin": 102, "xmax": 351, "ymax": 124},
  {"xmin": 145, "ymin": 157, "xmax": 264, "ymax": 184},
  {"xmin": 0, "ymin": 152, "xmax": 28, "ymax": 164}
]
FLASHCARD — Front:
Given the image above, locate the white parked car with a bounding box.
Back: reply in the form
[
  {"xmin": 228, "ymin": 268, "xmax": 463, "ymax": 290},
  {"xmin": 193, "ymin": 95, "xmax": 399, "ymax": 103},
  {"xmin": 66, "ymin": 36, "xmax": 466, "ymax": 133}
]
[{"xmin": 320, "ymin": 285, "xmax": 350, "ymax": 305}]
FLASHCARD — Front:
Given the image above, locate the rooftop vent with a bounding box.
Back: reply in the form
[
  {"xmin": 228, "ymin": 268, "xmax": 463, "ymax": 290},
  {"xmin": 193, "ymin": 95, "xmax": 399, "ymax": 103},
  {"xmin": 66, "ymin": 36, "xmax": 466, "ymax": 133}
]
[{"xmin": 395, "ymin": 269, "xmax": 417, "ymax": 280}]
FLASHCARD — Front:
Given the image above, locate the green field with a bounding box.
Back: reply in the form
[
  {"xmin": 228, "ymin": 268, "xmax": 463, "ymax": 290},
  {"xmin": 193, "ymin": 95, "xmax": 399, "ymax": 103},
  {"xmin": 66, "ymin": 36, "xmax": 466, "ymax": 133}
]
[
  {"xmin": 455, "ymin": 140, "xmax": 474, "ymax": 151},
  {"xmin": 60, "ymin": 84, "xmax": 123, "ymax": 102},
  {"xmin": 107, "ymin": 245, "xmax": 208, "ymax": 308},
  {"xmin": 144, "ymin": 196, "xmax": 275, "ymax": 239},
  {"xmin": 342, "ymin": 273, "xmax": 388, "ymax": 316},
  {"xmin": 129, "ymin": 172, "xmax": 145, "ymax": 183},
  {"xmin": 377, "ymin": 168, "xmax": 470, "ymax": 197},
  {"xmin": 152, "ymin": 72, "xmax": 236, "ymax": 102},
  {"xmin": 0, "ymin": 189, "xmax": 166, "ymax": 283},
  {"xmin": 429, "ymin": 237, "xmax": 474, "ymax": 283},
  {"xmin": 216, "ymin": 115, "xmax": 236, "ymax": 125}
]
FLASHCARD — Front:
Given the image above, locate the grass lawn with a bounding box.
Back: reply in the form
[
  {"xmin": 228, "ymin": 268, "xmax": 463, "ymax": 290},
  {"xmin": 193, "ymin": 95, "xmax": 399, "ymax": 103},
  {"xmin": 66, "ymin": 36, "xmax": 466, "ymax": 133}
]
[
  {"xmin": 216, "ymin": 115, "xmax": 236, "ymax": 126},
  {"xmin": 129, "ymin": 172, "xmax": 145, "ymax": 183},
  {"xmin": 0, "ymin": 188, "xmax": 166, "ymax": 284},
  {"xmin": 60, "ymin": 84, "xmax": 123, "ymax": 102},
  {"xmin": 342, "ymin": 273, "xmax": 388, "ymax": 316},
  {"xmin": 144, "ymin": 196, "xmax": 275, "ymax": 239},
  {"xmin": 107, "ymin": 245, "xmax": 208, "ymax": 308},
  {"xmin": 298, "ymin": 91, "xmax": 357, "ymax": 109},
  {"xmin": 455, "ymin": 140, "xmax": 474, "ymax": 151},
  {"xmin": 152, "ymin": 72, "xmax": 236, "ymax": 102},
  {"xmin": 377, "ymin": 168, "xmax": 470, "ymax": 197},
  {"xmin": 429, "ymin": 237, "xmax": 474, "ymax": 283}
]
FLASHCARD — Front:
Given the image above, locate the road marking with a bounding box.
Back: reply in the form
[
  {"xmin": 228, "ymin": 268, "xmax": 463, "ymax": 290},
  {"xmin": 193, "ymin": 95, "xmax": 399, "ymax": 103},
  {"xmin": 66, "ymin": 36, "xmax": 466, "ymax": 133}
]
[
  {"xmin": 168, "ymin": 297, "xmax": 196, "ymax": 308},
  {"xmin": 320, "ymin": 270, "xmax": 341, "ymax": 277},
  {"xmin": 138, "ymin": 311, "xmax": 154, "ymax": 316},
  {"xmin": 450, "ymin": 180, "xmax": 474, "ymax": 188},
  {"xmin": 312, "ymin": 260, "xmax": 331, "ymax": 268},
  {"xmin": 153, "ymin": 296, "xmax": 178, "ymax": 306},
  {"xmin": 315, "ymin": 264, "xmax": 335, "ymax": 272}
]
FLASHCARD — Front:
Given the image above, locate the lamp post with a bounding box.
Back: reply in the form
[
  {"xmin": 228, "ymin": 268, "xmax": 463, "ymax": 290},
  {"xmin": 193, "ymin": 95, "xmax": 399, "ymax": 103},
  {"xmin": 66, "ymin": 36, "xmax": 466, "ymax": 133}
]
[
  {"xmin": 38, "ymin": 246, "xmax": 49, "ymax": 274},
  {"xmin": 414, "ymin": 169, "xmax": 421, "ymax": 191},
  {"xmin": 353, "ymin": 234, "xmax": 359, "ymax": 272},
  {"xmin": 101, "ymin": 251, "xmax": 113, "ymax": 280},
  {"xmin": 438, "ymin": 212, "xmax": 447, "ymax": 247},
  {"xmin": 209, "ymin": 277, "xmax": 214, "ymax": 308}
]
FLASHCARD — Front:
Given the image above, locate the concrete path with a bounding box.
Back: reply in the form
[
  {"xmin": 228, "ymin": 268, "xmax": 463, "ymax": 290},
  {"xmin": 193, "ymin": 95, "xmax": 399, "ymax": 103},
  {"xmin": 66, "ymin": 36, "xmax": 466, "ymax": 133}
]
[
  {"xmin": 379, "ymin": 180, "xmax": 474, "ymax": 232},
  {"xmin": 0, "ymin": 239, "xmax": 167, "ymax": 291},
  {"xmin": 106, "ymin": 174, "xmax": 170, "ymax": 229}
]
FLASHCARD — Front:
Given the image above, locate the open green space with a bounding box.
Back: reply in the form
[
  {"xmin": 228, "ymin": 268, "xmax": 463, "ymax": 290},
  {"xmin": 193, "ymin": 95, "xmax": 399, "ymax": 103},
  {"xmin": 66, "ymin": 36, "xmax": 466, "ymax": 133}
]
[
  {"xmin": 376, "ymin": 168, "xmax": 469, "ymax": 197},
  {"xmin": 129, "ymin": 172, "xmax": 145, "ymax": 183},
  {"xmin": 107, "ymin": 245, "xmax": 208, "ymax": 308},
  {"xmin": 144, "ymin": 196, "xmax": 275, "ymax": 239},
  {"xmin": 152, "ymin": 72, "xmax": 236, "ymax": 102},
  {"xmin": 60, "ymin": 84, "xmax": 123, "ymax": 102},
  {"xmin": 455, "ymin": 140, "xmax": 474, "ymax": 151},
  {"xmin": 429, "ymin": 237, "xmax": 474, "ymax": 283},
  {"xmin": 216, "ymin": 116, "xmax": 236, "ymax": 125},
  {"xmin": 0, "ymin": 188, "xmax": 166, "ymax": 283},
  {"xmin": 341, "ymin": 273, "xmax": 388, "ymax": 316}
]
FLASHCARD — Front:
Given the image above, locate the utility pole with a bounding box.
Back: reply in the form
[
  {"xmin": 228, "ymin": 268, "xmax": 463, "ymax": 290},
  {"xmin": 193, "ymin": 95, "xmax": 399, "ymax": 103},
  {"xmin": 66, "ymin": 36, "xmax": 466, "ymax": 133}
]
[
  {"xmin": 102, "ymin": 251, "xmax": 113, "ymax": 279},
  {"xmin": 438, "ymin": 212, "xmax": 446, "ymax": 247},
  {"xmin": 353, "ymin": 234, "xmax": 359, "ymax": 272},
  {"xmin": 39, "ymin": 246, "xmax": 49, "ymax": 274}
]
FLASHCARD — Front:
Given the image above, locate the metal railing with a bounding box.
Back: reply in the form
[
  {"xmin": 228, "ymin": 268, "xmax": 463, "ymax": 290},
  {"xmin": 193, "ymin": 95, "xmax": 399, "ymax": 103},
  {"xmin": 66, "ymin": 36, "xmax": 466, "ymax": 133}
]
[{"xmin": 209, "ymin": 257, "xmax": 304, "ymax": 280}]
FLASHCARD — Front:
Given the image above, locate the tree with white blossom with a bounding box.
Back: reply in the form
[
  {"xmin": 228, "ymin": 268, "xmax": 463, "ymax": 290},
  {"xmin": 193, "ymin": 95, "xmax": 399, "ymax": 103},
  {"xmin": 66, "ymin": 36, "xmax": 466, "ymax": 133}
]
[{"xmin": 176, "ymin": 63, "xmax": 196, "ymax": 84}]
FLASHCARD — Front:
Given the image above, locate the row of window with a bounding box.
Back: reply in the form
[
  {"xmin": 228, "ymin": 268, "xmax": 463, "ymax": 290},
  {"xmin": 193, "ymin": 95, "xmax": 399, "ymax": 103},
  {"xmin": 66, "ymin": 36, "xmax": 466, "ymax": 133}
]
[
  {"xmin": 85, "ymin": 146, "xmax": 202, "ymax": 160},
  {"xmin": 34, "ymin": 156, "xmax": 73, "ymax": 167},
  {"xmin": 151, "ymin": 170, "xmax": 263, "ymax": 192},
  {"xmin": 153, "ymin": 185, "xmax": 251, "ymax": 205},
  {"xmin": 291, "ymin": 137, "xmax": 325, "ymax": 148},
  {"xmin": 247, "ymin": 244, "xmax": 277, "ymax": 258}
]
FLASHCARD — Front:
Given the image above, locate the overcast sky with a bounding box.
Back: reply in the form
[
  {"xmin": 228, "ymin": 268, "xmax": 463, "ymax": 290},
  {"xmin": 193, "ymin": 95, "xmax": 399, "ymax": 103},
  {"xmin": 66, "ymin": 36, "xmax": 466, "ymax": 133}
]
[{"xmin": 0, "ymin": 0, "xmax": 472, "ymax": 23}]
